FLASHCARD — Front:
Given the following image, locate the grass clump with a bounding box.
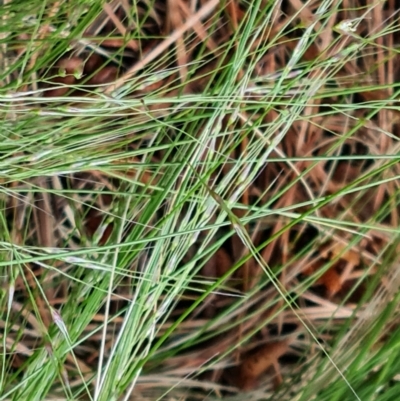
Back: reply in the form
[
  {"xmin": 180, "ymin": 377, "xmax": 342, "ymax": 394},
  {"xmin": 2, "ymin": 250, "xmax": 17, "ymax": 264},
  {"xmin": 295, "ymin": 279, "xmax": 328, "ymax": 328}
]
[{"xmin": 0, "ymin": 0, "xmax": 399, "ymax": 400}]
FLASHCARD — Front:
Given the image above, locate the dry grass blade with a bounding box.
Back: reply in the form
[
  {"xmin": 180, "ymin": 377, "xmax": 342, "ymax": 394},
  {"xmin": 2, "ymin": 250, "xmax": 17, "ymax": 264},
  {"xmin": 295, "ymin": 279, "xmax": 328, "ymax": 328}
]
[{"xmin": 104, "ymin": 0, "xmax": 219, "ymax": 94}]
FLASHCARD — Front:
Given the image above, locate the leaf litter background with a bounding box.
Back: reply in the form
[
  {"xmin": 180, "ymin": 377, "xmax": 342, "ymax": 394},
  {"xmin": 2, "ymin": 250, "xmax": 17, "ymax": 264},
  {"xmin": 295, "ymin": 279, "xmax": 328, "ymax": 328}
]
[{"xmin": 1, "ymin": 0, "xmax": 400, "ymax": 400}]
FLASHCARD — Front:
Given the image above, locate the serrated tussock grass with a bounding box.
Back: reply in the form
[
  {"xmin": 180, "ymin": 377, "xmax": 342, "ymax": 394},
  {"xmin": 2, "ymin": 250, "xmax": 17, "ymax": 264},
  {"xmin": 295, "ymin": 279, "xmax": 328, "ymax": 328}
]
[{"xmin": 0, "ymin": 1, "xmax": 399, "ymax": 400}]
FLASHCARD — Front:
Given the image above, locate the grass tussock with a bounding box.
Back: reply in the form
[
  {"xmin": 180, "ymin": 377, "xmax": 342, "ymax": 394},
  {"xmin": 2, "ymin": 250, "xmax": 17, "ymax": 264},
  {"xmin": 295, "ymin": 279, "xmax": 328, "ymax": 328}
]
[{"xmin": 1, "ymin": 0, "xmax": 400, "ymax": 400}]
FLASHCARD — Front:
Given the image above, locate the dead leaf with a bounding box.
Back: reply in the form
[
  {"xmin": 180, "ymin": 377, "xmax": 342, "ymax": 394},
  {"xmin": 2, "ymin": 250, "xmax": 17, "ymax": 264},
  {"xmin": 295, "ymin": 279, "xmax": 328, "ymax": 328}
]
[
  {"xmin": 86, "ymin": 66, "xmax": 119, "ymax": 85},
  {"xmin": 320, "ymin": 242, "xmax": 360, "ymax": 267},
  {"xmin": 319, "ymin": 266, "xmax": 342, "ymax": 297},
  {"xmin": 237, "ymin": 339, "xmax": 290, "ymax": 390}
]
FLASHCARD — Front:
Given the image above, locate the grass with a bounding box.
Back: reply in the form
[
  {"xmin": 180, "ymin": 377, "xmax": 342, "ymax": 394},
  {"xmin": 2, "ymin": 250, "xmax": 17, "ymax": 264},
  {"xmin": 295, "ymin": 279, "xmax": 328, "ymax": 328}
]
[{"xmin": 1, "ymin": 0, "xmax": 400, "ymax": 400}]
